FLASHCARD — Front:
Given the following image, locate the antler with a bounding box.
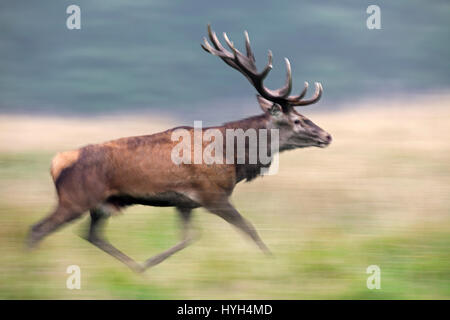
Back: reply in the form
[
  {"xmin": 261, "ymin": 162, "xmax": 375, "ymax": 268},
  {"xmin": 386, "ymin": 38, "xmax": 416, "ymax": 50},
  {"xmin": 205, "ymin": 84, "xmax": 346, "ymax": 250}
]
[{"xmin": 201, "ymin": 24, "xmax": 322, "ymax": 109}]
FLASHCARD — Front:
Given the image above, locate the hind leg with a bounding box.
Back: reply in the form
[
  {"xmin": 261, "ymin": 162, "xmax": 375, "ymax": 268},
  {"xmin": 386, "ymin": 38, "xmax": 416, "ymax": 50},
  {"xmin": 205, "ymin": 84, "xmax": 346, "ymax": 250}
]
[
  {"xmin": 82, "ymin": 208, "xmax": 143, "ymax": 273},
  {"xmin": 27, "ymin": 204, "xmax": 84, "ymax": 249},
  {"xmin": 141, "ymin": 207, "xmax": 194, "ymax": 271}
]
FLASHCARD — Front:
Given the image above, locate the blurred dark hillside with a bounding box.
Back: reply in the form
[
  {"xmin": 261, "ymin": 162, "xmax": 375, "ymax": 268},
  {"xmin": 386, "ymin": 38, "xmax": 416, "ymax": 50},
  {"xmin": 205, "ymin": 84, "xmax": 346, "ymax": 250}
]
[{"xmin": 0, "ymin": 0, "xmax": 449, "ymax": 121}]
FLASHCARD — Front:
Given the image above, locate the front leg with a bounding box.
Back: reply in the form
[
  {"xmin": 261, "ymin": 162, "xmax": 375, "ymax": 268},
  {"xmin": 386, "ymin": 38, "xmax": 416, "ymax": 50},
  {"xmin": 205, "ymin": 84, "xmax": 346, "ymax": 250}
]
[{"xmin": 204, "ymin": 198, "xmax": 271, "ymax": 255}]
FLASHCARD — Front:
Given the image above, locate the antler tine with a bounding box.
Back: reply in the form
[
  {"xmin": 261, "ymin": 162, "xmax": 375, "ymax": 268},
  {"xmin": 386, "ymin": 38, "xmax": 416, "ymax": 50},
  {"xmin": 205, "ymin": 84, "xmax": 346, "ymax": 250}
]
[
  {"xmin": 202, "ymin": 25, "xmax": 241, "ymax": 70},
  {"xmin": 244, "ymin": 31, "xmax": 255, "ymax": 63},
  {"xmin": 223, "ymin": 32, "xmax": 250, "ymax": 64},
  {"xmin": 288, "ymin": 81, "xmax": 309, "ymax": 101},
  {"xmin": 224, "ymin": 31, "xmax": 261, "ymax": 77},
  {"xmin": 259, "ymin": 50, "xmax": 273, "ymax": 79},
  {"xmin": 207, "ymin": 24, "xmax": 228, "ymax": 54},
  {"xmin": 289, "ymin": 82, "xmax": 323, "ymax": 106},
  {"xmin": 222, "ymin": 27, "xmax": 289, "ymax": 101},
  {"xmin": 270, "ymin": 58, "xmax": 292, "ymax": 98},
  {"xmin": 201, "ymin": 37, "xmax": 222, "ymax": 56},
  {"xmin": 201, "ymin": 37, "xmax": 238, "ymax": 70},
  {"xmin": 202, "ymin": 26, "xmax": 229, "ymax": 57},
  {"xmin": 222, "ymin": 32, "xmax": 235, "ymax": 52}
]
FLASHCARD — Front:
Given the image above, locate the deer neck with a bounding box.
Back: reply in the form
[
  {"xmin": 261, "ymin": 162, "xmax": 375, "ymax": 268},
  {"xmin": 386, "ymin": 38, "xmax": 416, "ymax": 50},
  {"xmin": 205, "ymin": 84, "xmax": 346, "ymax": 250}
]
[
  {"xmin": 221, "ymin": 114, "xmax": 275, "ymax": 183},
  {"xmin": 222, "ymin": 113, "xmax": 269, "ymax": 131}
]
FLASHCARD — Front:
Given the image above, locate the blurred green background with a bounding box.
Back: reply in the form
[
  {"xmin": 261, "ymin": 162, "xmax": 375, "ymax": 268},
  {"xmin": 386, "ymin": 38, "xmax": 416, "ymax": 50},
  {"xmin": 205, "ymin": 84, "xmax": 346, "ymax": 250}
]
[
  {"xmin": 1, "ymin": 0, "xmax": 449, "ymax": 119},
  {"xmin": 0, "ymin": 1, "xmax": 449, "ymax": 299}
]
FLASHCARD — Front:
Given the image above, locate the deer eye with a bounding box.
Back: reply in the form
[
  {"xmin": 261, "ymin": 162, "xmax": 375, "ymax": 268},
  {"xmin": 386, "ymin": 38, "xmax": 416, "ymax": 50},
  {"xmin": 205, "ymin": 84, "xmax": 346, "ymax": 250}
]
[{"xmin": 294, "ymin": 119, "xmax": 301, "ymax": 125}]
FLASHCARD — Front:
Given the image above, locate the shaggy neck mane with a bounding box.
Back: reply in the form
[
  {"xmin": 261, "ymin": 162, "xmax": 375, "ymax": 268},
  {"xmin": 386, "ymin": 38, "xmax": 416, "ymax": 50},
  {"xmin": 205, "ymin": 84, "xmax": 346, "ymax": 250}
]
[
  {"xmin": 218, "ymin": 113, "xmax": 273, "ymax": 183},
  {"xmin": 221, "ymin": 113, "xmax": 269, "ymax": 131}
]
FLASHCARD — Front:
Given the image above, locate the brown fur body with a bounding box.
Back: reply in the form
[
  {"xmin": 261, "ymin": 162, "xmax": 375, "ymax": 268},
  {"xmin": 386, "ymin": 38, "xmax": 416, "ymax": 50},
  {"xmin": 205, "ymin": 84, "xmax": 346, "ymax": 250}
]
[
  {"xmin": 28, "ymin": 26, "xmax": 332, "ymax": 272},
  {"xmin": 50, "ymin": 114, "xmax": 271, "ymax": 216}
]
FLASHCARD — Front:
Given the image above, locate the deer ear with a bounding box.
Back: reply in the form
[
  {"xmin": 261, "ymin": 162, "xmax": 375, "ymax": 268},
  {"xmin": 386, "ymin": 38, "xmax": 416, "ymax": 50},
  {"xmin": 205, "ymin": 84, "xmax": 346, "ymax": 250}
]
[{"xmin": 256, "ymin": 95, "xmax": 282, "ymax": 116}]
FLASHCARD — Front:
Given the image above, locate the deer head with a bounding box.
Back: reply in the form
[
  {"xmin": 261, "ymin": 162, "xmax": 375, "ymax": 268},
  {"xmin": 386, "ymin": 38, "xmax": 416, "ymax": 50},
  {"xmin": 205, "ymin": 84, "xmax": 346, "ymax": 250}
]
[{"xmin": 202, "ymin": 25, "xmax": 332, "ymax": 150}]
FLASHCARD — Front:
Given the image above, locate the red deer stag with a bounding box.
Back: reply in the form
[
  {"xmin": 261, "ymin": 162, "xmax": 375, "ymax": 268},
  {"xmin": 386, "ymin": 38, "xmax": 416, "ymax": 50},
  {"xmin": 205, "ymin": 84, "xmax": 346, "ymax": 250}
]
[{"xmin": 27, "ymin": 25, "xmax": 332, "ymax": 272}]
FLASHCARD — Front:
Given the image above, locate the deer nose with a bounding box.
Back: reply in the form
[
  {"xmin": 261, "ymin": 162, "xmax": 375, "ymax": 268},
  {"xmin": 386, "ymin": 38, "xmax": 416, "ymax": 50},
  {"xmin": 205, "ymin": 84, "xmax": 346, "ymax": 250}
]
[{"xmin": 322, "ymin": 133, "xmax": 333, "ymax": 145}]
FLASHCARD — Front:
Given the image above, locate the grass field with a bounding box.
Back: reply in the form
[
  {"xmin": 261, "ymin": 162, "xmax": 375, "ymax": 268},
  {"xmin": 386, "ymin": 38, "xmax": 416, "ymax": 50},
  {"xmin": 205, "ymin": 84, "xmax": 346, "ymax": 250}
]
[{"xmin": 0, "ymin": 94, "xmax": 449, "ymax": 299}]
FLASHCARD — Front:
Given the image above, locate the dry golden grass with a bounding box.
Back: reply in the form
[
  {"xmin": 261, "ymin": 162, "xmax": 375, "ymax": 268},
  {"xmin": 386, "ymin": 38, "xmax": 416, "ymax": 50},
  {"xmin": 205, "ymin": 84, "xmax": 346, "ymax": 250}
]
[
  {"xmin": 0, "ymin": 114, "xmax": 174, "ymax": 153},
  {"xmin": 0, "ymin": 93, "xmax": 449, "ymax": 299}
]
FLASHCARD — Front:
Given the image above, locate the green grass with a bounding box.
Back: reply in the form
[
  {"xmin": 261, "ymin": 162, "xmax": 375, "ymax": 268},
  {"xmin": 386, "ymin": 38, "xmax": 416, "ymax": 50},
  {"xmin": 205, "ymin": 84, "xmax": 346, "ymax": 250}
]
[{"xmin": 0, "ymin": 192, "xmax": 448, "ymax": 299}]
